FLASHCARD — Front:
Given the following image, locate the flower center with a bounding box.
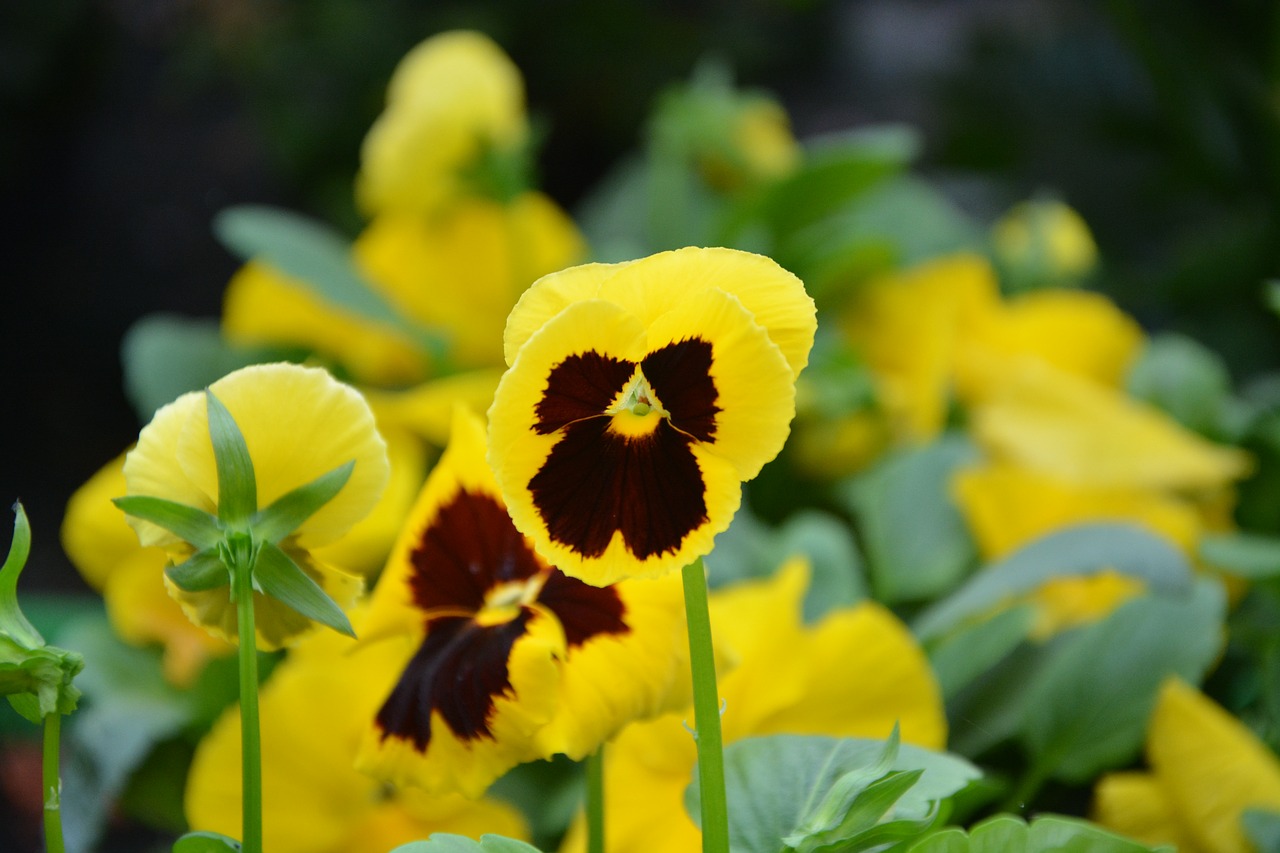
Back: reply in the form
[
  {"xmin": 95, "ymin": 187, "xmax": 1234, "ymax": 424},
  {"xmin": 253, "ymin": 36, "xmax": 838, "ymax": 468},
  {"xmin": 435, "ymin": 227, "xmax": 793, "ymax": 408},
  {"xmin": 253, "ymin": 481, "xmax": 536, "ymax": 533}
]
[
  {"xmin": 475, "ymin": 574, "xmax": 546, "ymax": 626},
  {"xmin": 606, "ymin": 371, "xmax": 669, "ymax": 438}
]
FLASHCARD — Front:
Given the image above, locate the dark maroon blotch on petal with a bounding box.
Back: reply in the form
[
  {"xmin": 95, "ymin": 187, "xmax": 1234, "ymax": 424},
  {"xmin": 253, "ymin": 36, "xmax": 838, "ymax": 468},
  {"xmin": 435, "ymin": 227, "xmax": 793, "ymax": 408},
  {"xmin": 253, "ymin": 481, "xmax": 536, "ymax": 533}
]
[
  {"xmin": 535, "ymin": 351, "xmax": 634, "ymax": 435},
  {"xmin": 537, "ymin": 569, "xmax": 629, "ymax": 647},
  {"xmin": 641, "ymin": 338, "xmax": 720, "ymax": 441}
]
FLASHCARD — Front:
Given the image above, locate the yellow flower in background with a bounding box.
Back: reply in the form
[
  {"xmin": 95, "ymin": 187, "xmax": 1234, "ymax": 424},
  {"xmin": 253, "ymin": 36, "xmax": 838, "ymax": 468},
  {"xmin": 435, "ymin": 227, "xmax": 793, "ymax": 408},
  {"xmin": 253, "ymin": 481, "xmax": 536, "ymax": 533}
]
[
  {"xmin": 1094, "ymin": 678, "xmax": 1280, "ymax": 853},
  {"xmin": 222, "ymin": 194, "xmax": 585, "ymax": 391},
  {"xmin": 186, "ymin": 626, "xmax": 530, "ymax": 853},
  {"xmin": 992, "ymin": 199, "xmax": 1099, "ymax": 286},
  {"xmin": 122, "ymin": 363, "xmax": 389, "ymax": 649},
  {"xmin": 952, "ymin": 462, "xmax": 1203, "ymax": 561},
  {"xmin": 489, "ymin": 247, "xmax": 816, "ymax": 586},
  {"xmin": 698, "ymin": 97, "xmax": 800, "ymax": 191},
  {"xmin": 967, "ymin": 357, "xmax": 1251, "ymax": 492},
  {"xmin": 842, "ymin": 254, "xmax": 999, "ymax": 442},
  {"xmin": 62, "ymin": 454, "xmax": 231, "ymax": 685},
  {"xmin": 356, "ymin": 408, "xmax": 687, "ymax": 798},
  {"xmin": 357, "ymin": 30, "xmax": 527, "ymax": 217},
  {"xmin": 561, "ymin": 559, "xmax": 948, "ymax": 853}
]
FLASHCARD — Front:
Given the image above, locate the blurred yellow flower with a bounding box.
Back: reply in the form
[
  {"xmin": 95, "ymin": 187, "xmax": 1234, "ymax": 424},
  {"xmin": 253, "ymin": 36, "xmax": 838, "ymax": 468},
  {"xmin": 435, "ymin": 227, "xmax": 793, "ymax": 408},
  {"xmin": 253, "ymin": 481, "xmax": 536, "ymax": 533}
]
[
  {"xmin": 561, "ymin": 559, "xmax": 948, "ymax": 853},
  {"xmin": 357, "ymin": 408, "xmax": 687, "ymax": 798},
  {"xmin": 1094, "ymin": 678, "xmax": 1280, "ymax": 853},
  {"xmin": 992, "ymin": 199, "xmax": 1098, "ymax": 285},
  {"xmin": 186, "ymin": 626, "xmax": 530, "ymax": 853},
  {"xmin": 357, "ymin": 30, "xmax": 527, "ymax": 217},
  {"xmin": 122, "ymin": 363, "xmax": 389, "ymax": 649},
  {"xmin": 699, "ymin": 97, "xmax": 800, "ymax": 191},
  {"xmin": 489, "ymin": 247, "xmax": 816, "ymax": 585}
]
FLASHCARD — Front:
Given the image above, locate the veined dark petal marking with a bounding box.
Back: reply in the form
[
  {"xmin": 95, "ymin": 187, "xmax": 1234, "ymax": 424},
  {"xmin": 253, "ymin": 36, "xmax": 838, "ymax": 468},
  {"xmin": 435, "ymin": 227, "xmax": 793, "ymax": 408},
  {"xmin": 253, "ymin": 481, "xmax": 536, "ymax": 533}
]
[
  {"xmin": 529, "ymin": 338, "xmax": 719, "ymax": 560},
  {"xmin": 408, "ymin": 488, "xmax": 544, "ymax": 617},
  {"xmin": 536, "ymin": 568, "xmax": 629, "ymax": 648},
  {"xmin": 376, "ymin": 611, "xmax": 532, "ymax": 749}
]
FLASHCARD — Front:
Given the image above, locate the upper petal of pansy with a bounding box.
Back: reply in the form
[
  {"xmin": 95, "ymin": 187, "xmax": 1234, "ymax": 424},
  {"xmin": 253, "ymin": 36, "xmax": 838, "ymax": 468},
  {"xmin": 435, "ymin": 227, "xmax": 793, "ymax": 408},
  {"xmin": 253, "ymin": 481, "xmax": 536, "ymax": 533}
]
[
  {"xmin": 489, "ymin": 295, "xmax": 782, "ymax": 585},
  {"xmin": 173, "ymin": 363, "xmax": 390, "ymax": 549},
  {"xmin": 502, "ymin": 248, "xmax": 815, "ymax": 380}
]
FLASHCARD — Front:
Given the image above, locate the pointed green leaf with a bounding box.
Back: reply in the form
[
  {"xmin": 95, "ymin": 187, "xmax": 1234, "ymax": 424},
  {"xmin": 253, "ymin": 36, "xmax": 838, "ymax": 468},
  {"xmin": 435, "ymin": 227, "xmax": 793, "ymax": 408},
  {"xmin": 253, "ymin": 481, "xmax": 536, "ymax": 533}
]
[
  {"xmin": 205, "ymin": 390, "xmax": 257, "ymax": 528},
  {"xmin": 165, "ymin": 549, "xmax": 230, "ymax": 592},
  {"xmin": 0, "ymin": 503, "xmax": 42, "ymax": 649},
  {"xmin": 111, "ymin": 496, "xmax": 222, "ymax": 550},
  {"xmin": 251, "ymin": 460, "xmax": 354, "ymax": 544},
  {"xmin": 253, "ymin": 541, "xmax": 353, "ymax": 637}
]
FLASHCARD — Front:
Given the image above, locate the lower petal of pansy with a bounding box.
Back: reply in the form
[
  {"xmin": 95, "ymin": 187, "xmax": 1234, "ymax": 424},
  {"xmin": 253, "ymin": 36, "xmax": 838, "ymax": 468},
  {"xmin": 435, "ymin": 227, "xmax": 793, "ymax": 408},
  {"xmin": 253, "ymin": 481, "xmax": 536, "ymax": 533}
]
[{"xmin": 358, "ymin": 606, "xmax": 565, "ymax": 798}]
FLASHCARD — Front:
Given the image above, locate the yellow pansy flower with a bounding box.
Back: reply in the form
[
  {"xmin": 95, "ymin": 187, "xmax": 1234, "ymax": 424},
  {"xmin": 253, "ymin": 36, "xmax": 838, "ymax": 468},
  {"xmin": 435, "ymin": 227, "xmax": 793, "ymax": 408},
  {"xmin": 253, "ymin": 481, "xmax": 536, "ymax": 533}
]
[
  {"xmin": 488, "ymin": 246, "xmax": 816, "ymax": 586},
  {"xmin": 186, "ymin": 626, "xmax": 530, "ymax": 853},
  {"xmin": 561, "ymin": 559, "xmax": 948, "ymax": 853},
  {"xmin": 356, "ymin": 408, "xmax": 687, "ymax": 798},
  {"xmin": 1094, "ymin": 678, "xmax": 1280, "ymax": 853},
  {"xmin": 992, "ymin": 199, "xmax": 1099, "ymax": 286},
  {"xmin": 121, "ymin": 363, "xmax": 389, "ymax": 649},
  {"xmin": 357, "ymin": 30, "xmax": 527, "ymax": 217}
]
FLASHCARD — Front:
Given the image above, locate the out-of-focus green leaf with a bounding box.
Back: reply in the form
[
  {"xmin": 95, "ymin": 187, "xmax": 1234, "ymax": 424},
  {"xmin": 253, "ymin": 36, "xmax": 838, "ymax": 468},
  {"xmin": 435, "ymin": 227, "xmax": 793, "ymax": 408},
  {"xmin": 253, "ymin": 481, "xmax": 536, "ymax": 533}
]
[
  {"xmin": 1201, "ymin": 532, "xmax": 1280, "ymax": 579},
  {"xmin": 1127, "ymin": 333, "xmax": 1253, "ymax": 441},
  {"xmin": 121, "ymin": 314, "xmax": 272, "ymax": 421},
  {"xmin": 171, "ymin": 832, "xmax": 242, "ymax": 853},
  {"xmin": 1242, "ymin": 808, "xmax": 1280, "ymax": 852},
  {"xmin": 928, "ymin": 604, "xmax": 1036, "ymax": 699},
  {"xmin": 487, "ymin": 755, "xmax": 582, "ymax": 852},
  {"xmin": 706, "ymin": 506, "xmax": 866, "ymax": 620},
  {"xmin": 839, "ymin": 435, "xmax": 978, "ymax": 605},
  {"xmin": 913, "ymin": 523, "xmax": 1194, "ymax": 642},
  {"xmin": 904, "ymin": 813, "xmax": 1170, "ymax": 852},
  {"xmin": 1018, "ymin": 578, "xmax": 1226, "ymax": 783},
  {"xmin": 390, "ymin": 834, "xmax": 544, "ymax": 853},
  {"xmin": 685, "ymin": 733, "xmax": 979, "ymax": 853}
]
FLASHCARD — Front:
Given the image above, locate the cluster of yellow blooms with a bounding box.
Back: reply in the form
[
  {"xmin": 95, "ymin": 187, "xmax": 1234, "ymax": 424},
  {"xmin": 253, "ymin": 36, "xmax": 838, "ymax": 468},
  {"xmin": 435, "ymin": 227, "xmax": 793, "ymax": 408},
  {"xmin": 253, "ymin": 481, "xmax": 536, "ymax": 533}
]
[{"xmin": 55, "ymin": 27, "xmax": 1280, "ymax": 853}]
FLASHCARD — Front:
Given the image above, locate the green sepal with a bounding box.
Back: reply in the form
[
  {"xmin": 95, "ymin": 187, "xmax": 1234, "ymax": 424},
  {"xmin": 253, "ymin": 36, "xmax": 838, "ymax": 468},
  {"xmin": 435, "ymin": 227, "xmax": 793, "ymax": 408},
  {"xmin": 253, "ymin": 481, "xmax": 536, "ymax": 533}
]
[
  {"xmin": 205, "ymin": 390, "xmax": 258, "ymax": 528},
  {"xmin": 251, "ymin": 460, "xmax": 355, "ymax": 544},
  {"xmin": 171, "ymin": 830, "xmax": 242, "ymax": 852},
  {"xmin": 111, "ymin": 496, "xmax": 223, "ymax": 551},
  {"xmin": 0, "ymin": 645, "xmax": 83, "ymax": 722},
  {"xmin": 253, "ymin": 541, "xmax": 354, "ymax": 637},
  {"xmin": 165, "ymin": 548, "xmax": 231, "ymax": 592},
  {"xmin": 1, "ymin": 503, "xmax": 42, "ymax": 648}
]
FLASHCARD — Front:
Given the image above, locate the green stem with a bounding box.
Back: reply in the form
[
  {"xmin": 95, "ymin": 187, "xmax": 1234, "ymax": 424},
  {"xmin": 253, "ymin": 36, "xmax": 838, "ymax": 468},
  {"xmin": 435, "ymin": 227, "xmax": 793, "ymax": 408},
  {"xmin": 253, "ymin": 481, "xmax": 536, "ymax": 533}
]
[
  {"xmin": 42, "ymin": 712, "xmax": 65, "ymax": 853},
  {"xmin": 585, "ymin": 747, "xmax": 606, "ymax": 853},
  {"xmin": 234, "ymin": 556, "xmax": 264, "ymax": 853},
  {"xmin": 681, "ymin": 558, "xmax": 730, "ymax": 853}
]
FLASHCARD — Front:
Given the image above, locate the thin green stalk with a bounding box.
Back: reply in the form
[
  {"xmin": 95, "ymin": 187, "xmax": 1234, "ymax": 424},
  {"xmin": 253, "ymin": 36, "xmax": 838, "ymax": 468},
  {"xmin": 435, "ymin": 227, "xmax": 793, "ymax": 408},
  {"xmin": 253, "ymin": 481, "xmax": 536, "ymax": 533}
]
[
  {"xmin": 585, "ymin": 747, "xmax": 606, "ymax": 853},
  {"xmin": 681, "ymin": 557, "xmax": 730, "ymax": 853},
  {"xmin": 233, "ymin": 556, "xmax": 264, "ymax": 853},
  {"xmin": 42, "ymin": 712, "xmax": 65, "ymax": 853}
]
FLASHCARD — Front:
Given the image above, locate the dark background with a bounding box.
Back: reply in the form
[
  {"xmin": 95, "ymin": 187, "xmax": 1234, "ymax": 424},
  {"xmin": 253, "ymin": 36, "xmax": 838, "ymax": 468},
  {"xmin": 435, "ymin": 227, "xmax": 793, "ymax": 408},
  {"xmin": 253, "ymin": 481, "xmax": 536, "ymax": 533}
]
[{"xmin": 4, "ymin": 0, "xmax": 1279, "ymax": 596}]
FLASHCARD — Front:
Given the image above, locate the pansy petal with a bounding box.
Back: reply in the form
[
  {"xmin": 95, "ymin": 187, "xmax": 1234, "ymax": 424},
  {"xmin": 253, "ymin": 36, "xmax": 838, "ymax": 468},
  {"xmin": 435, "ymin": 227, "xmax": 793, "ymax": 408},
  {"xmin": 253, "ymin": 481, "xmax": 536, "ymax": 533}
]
[
  {"xmin": 174, "ymin": 364, "xmax": 390, "ymax": 549},
  {"xmin": 502, "ymin": 260, "xmax": 630, "ymax": 365},
  {"xmin": 357, "ymin": 607, "xmax": 565, "ymax": 798},
  {"xmin": 533, "ymin": 572, "xmax": 687, "ymax": 759},
  {"xmin": 123, "ymin": 391, "xmax": 217, "ymax": 549},
  {"xmin": 969, "ymin": 359, "xmax": 1252, "ymax": 492},
  {"xmin": 599, "ymin": 246, "xmax": 816, "ymax": 379},
  {"xmin": 1092, "ymin": 771, "xmax": 1199, "ymax": 851},
  {"xmin": 363, "ymin": 368, "xmax": 504, "ymax": 447},
  {"xmin": 347, "ymin": 788, "xmax": 529, "ymax": 853},
  {"xmin": 222, "ymin": 260, "xmax": 428, "ymax": 387},
  {"xmin": 61, "ymin": 453, "xmax": 136, "ymax": 591},
  {"xmin": 1147, "ymin": 678, "xmax": 1280, "ymax": 853}
]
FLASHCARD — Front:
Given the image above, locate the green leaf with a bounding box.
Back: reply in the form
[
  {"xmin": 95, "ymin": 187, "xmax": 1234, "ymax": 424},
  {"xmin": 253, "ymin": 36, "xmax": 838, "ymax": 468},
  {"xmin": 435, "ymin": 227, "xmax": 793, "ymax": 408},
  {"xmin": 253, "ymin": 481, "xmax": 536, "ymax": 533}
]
[
  {"xmin": 213, "ymin": 205, "xmax": 445, "ymax": 360},
  {"xmin": 1126, "ymin": 333, "xmax": 1252, "ymax": 441},
  {"xmin": 929, "ymin": 604, "xmax": 1037, "ymax": 698},
  {"xmin": 111, "ymin": 496, "xmax": 223, "ymax": 551},
  {"xmin": 1242, "ymin": 808, "xmax": 1280, "ymax": 851},
  {"xmin": 172, "ymin": 831, "xmax": 242, "ymax": 853},
  {"xmin": 120, "ymin": 313, "xmax": 271, "ymax": 421},
  {"xmin": 390, "ymin": 834, "xmax": 545, "ymax": 853},
  {"xmin": 905, "ymin": 814, "xmax": 1170, "ymax": 853},
  {"xmin": 1018, "ymin": 578, "xmax": 1226, "ymax": 783},
  {"xmin": 0, "ymin": 503, "xmax": 42, "ymax": 649},
  {"xmin": 913, "ymin": 523, "xmax": 1195, "ymax": 643},
  {"xmin": 1200, "ymin": 532, "xmax": 1280, "ymax": 579},
  {"xmin": 205, "ymin": 390, "xmax": 258, "ymax": 528},
  {"xmin": 967, "ymin": 814, "xmax": 1028, "ymax": 852},
  {"xmin": 686, "ymin": 734, "xmax": 980, "ymax": 853},
  {"xmin": 253, "ymin": 541, "xmax": 354, "ymax": 636},
  {"xmin": 165, "ymin": 548, "xmax": 230, "ymax": 592},
  {"xmin": 839, "ymin": 435, "xmax": 978, "ymax": 604},
  {"xmin": 251, "ymin": 460, "xmax": 354, "ymax": 544}
]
